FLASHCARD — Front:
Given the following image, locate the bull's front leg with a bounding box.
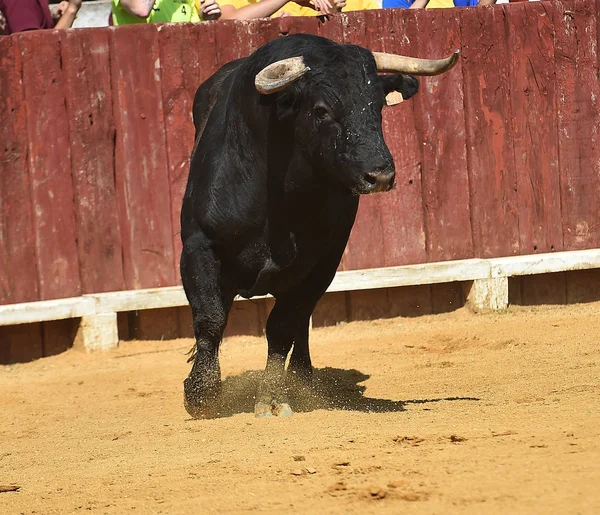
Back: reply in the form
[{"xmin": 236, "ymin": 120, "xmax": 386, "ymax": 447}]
[
  {"xmin": 180, "ymin": 232, "xmax": 234, "ymax": 419},
  {"xmin": 256, "ymin": 295, "xmax": 315, "ymax": 418}
]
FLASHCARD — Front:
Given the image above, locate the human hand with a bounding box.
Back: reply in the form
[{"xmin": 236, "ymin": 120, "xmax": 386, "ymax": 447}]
[
  {"xmin": 330, "ymin": 0, "xmax": 346, "ymax": 11},
  {"xmin": 51, "ymin": 1, "xmax": 69, "ymax": 21},
  {"xmin": 200, "ymin": 0, "xmax": 222, "ymax": 20},
  {"xmin": 52, "ymin": 0, "xmax": 83, "ymax": 20},
  {"xmin": 294, "ymin": 0, "xmax": 343, "ymax": 15}
]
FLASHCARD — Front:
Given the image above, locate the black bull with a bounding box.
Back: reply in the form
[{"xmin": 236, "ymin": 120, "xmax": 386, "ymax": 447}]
[{"xmin": 180, "ymin": 34, "xmax": 458, "ymax": 418}]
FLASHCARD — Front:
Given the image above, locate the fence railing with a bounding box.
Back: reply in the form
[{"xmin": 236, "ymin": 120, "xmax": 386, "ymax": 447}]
[{"xmin": 2, "ymin": 1, "xmax": 600, "ymax": 358}]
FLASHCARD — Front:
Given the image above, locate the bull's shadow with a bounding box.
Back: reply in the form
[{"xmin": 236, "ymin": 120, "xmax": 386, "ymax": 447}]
[{"xmin": 204, "ymin": 367, "xmax": 479, "ymax": 418}]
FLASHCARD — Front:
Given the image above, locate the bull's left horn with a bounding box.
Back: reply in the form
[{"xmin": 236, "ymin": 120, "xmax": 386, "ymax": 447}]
[
  {"xmin": 255, "ymin": 57, "xmax": 310, "ymax": 94},
  {"xmin": 373, "ymin": 50, "xmax": 460, "ymax": 76}
]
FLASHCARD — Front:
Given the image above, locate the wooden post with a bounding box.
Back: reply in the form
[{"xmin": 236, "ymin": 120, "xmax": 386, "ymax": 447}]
[
  {"xmin": 74, "ymin": 313, "xmax": 119, "ymax": 352},
  {"xmin": 465, "ymin": 278, "xmax": 509, "ymax": 311}
]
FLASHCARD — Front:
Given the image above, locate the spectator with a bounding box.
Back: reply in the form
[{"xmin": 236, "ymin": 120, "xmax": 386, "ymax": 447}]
[
  {"xmin": 0, "ymin": 0, "xmax": 82, "ymax": 34},
  {"xmin": 382, "ymin": 0, "xmax": 429, "ymax": 8},
  {"xmin": 218, "ymin": 0, "xmax": 328, "ymax": 19},
  {"xmin": 454, "ymin": 0, "xmax": 497, "ymax": 5},
  {"xmin": 111, "ymin": 0, "xmax": 221, "ymax": 25},
  {"xmin": 215, "ymin": 0, "xmax": 378, "ymax": 19},
  {"xmin": 425, "ymin": 0, "xmax": 453, "ymax": 6}
]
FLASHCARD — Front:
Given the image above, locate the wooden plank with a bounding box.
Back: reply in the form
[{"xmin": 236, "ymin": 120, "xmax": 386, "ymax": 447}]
[
  {"xmin": 348, "ymin": 289, "xmax": 390, "ymax": 321},
  {"xmin": 0, "ymin": 323, "xmax": 43, "ymax": 364},
  {"xmin": 42, "ymin": 319, "xmax": 76, "ymax": 357},
  {"xmin": 118, "ymin": 312, "xmax": 131, "ymax": 340},
  {"xmin": 158, "ymin": 23, "xmax": 218, "ymax": 283},
  {"xmin": 388, "ymin": 285, "xmax": 433, "ymax": 318},
  {"xmin": 490, "ymin": 249, "xmax": 600, "ymax": 277},
  {"xmin": 466, "ymin": 278, "xmax": 509, "ymax": 311},
  {"xmin": 223, "ymin": 300, "xmax": 261, "ymax": 338},
  {"xmin": 3, "ymin": 250, "xmax": 600, "ymax": 328},
  {"xmin": 555, "ymin": 0, "xmax": 600, "ymax": 250},
  {"xmin": 566, "ymin": 269, "xmax": 600, "ymax": 304},
  {"xmin": 411, "ymin": 8, "xmax": 473, "ymax": 263},
  {"xmin": 18, "ymin": 31, "xmax": 81, "ymax": 300},
  {"xmin": 431, "ymin": 282, "xmax": 464, "ymax": 314},
  {"xmin": 312, "ymin": 291, "xmax": 348, "ymax": 328},
  {"xmin": 131, "ymin": 308, "xmax": 179, "ymax": 341},
  {"xmin": 110, "ymin": 24, "xmax": 175, "ymax": 290},
  {"xmin": 328, "ymin": 258, "xmax": 491, "ymax": 291},
  {"xmin": 341, "ymin": 10, "xmax": 366, "ymax": 45},
  {"xmin": 505, "ymin": 2, "xmax": 563, "ymax": 254},
  {"xmin": 90, "ymin": 286, "xmax": 188, "ymax": 313},
  {"xmin": 247, "ymin": 18, "xmax": 284, "ymax": 52},
  {"xmin": 376, "ymin": 8, "xmax": 427, "ymax": 267},
  {"xmin": 519, "ymin": 272, "xmax": 567, "ymax": 306},
  {"xmin": 276, "ymin": 14, "xmax": 320, "ymax": 38},
  {"xmin": 74, "ymin": 313, "xmax": 119, "ymax": 351},
  {"xmin": 0, "ymin": 297, "xmax": 96, "ymax": 326},
  {"xmin": 177, "ymin": 306, "xmax": 194, "ymax": 339},
  {"xmin": 508, "ymin": 277, "xmax": 522, "ymax": 306},
  {"xmin": 0, "ymin": 37, "xmax": 39, "ymax": 305},
  {"xmin": 215, "ymin": 20, "xmax": 252, "ymax": 65},
  {"xmin": 317, "ymin": 11, "xmax": 344, "ymax": 43},
  {"xmin": 341, "ymin": 10, "xmax": 385, "ymax": 271},
  {"xmin": 61, "ymin": 29, "xmax": 125, "ymax": 294},
  {"xmin": 460, "ymin": 7, "xmax": 520, "ymax": 258}
]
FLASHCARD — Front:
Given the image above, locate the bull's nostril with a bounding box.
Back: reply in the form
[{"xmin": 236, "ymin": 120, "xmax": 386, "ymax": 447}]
[{"xmin": 363, "ymin": 172, "xmax": 378, "ymax": 186}]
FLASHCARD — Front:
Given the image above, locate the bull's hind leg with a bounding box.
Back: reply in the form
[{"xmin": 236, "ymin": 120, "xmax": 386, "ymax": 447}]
[
  {"xmin": 181, "ymin": 232, "xmax": 234, "ymax": 419},
  {"xmin": 256, "ymin": 294, "xmax": 316, "ymax": 417}
]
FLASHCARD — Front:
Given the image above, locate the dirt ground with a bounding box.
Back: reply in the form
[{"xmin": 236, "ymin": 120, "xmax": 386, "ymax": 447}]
[{"xmin": 1, "ymin": 302, "xmax": 599, "ymax": 514}]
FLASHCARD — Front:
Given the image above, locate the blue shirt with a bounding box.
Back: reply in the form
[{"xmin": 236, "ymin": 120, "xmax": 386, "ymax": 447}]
[{"xmin": 382, "ymin": 0, "xmax": 413, "ymax": 7}]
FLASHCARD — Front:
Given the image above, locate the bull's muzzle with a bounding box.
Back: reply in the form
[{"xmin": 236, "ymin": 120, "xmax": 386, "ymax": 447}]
[{"xmin": 361, "ymin": 168, "xmax": 395, "ymax": 194}]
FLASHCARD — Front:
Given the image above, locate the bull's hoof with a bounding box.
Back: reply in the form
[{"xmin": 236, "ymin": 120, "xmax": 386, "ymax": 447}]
[
  {"xmin": 254, "ymin": 400, "xmax": 293, "ymax": 418},
  {"xmin": 183, "ymin": 376, "xmax": 221, "ymax": 419}
]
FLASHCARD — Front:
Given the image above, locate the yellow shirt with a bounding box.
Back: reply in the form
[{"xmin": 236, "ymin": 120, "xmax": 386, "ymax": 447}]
[
  {"xmin": 112, "ymin": 0, "xmax": 201, "ymax": 26},
  {"xmin": 202, "ymin": 0, "xmax": 379, "ymax": 18},
  {"xmin": 425, "ymin": 0, "xmax": 454, "ymax": 7}
]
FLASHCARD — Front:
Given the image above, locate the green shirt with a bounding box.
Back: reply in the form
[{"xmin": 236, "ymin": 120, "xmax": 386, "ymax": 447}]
[{"xmin": 112, "ymin": 0, "xmax": 200, "ymax": 25}]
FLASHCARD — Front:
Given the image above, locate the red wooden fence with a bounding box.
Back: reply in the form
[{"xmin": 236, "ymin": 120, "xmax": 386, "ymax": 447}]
[{"xmin": 1, "ymin": 1, "xmax": 600, "ymax": 308}]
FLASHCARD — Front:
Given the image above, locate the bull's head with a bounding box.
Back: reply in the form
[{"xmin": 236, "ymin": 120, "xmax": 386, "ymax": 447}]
[{"xmin": 254, "ymin": 44, "xmax": 458, "ymax": 195}]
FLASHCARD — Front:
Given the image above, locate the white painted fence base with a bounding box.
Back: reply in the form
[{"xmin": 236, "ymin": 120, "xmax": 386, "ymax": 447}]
[
  {"xmin": 465, "ymin": 277, "xmax": 509, "ymax": 311},
  {"xmin": 74, "ymin": 313, "xmax": 119, "ymax": 352},
  {"xmin": 2, "ymin": 249, "xmax": 600, "ymax": 352}
]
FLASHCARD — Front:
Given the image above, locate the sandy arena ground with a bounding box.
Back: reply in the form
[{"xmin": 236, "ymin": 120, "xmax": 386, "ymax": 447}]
[{"xmin": 1, "ymin": 302, "xmax": 599, "ymax": 514}]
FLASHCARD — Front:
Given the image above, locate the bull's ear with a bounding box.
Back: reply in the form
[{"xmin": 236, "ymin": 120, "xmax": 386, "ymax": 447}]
[{"xmin": 379, "ymin": 74, "xmax": 419, "ymax": 106}]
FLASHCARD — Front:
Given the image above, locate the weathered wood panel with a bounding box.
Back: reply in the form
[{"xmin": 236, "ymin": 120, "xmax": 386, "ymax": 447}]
[
  {"xmin": 0, "ymin": 324, "xmax": 43, "ymax": 364},
  {"xmin": 341, "ymin": 11, "xmax": 386, "ymax": 271},
  {"xmin": 505, "ymin": 2, "xmax": 563, "ymax": 255},
  {"xmin": 555, "ymin": 1, "xmax": 600, "ymax": 250},
  {"xmin": 1, "ymin": 3, "xmax": 600, "ymax": 320},
  {"xmin": 0, "ymin": 37, "xmax": 39, "ymax": 306},
  {"xmin": 378, "ymin": 8, "xmax": 428, "ymax": 267},
  {"xmin": 61, "ymin": 29, "xmax": 125, "ymax": 294},
  {"xmin": 411, "ymin": 8, "xmax": 473, "ymax": 262},
  {"xmin": 19, "ymin": 31, "xmax": 81, "ymax": 300},
  {"xmin": 110, "ymin": 24, "xmax": 175, "ymax": 290},
  {"xmin": 460, "ymin": 7, "xmax": 520, "ymax": 258},
  {"xmin": 158, "ymin": 23, "xmax": 217, "ymax": 282}
]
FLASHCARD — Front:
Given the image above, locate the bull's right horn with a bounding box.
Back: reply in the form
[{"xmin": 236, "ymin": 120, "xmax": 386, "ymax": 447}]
[
  {"xmin": 255, "ymin": 57, "xmax": 310, "ymax": 95},
  {"xmin": 373, "ymin": 50, "xmax": 460, "ymax": 76}
]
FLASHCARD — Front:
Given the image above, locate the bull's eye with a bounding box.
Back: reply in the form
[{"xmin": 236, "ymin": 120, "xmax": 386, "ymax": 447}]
[{"xmin": 313, "ymin": 105, "xmax": 330, "ymax": 122}]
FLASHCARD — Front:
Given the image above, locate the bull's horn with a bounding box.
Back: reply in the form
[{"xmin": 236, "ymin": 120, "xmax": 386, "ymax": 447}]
[
  {"xmin": 373, "ymin": 50, "xmax": 460, "ymax": 76},
  {"xmin": 255, "ymin": 57, "xmax": 310, "ymax": 94}
]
